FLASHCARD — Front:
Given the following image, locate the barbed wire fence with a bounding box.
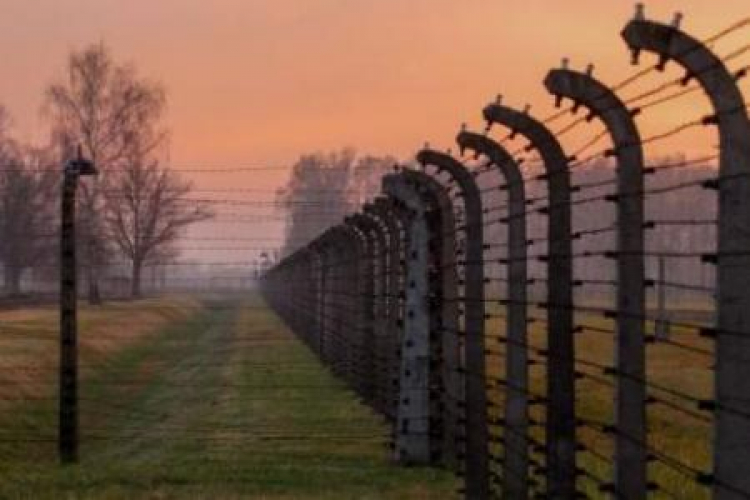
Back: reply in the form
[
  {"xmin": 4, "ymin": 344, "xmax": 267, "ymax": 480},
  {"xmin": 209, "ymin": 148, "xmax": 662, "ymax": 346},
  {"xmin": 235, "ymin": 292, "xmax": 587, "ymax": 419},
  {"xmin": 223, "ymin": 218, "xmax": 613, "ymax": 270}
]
[{"xmin": 263, "ymin": 8, "xmax": 750, "ymax": 499}]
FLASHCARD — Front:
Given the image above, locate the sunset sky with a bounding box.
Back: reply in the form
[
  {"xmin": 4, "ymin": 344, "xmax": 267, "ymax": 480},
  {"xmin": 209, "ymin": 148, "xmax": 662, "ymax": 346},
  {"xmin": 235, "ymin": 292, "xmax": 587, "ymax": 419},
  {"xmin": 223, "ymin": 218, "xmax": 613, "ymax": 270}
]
[{"xmin": 1, "ymin": 1, "xmax": 748, "ymax": 259}]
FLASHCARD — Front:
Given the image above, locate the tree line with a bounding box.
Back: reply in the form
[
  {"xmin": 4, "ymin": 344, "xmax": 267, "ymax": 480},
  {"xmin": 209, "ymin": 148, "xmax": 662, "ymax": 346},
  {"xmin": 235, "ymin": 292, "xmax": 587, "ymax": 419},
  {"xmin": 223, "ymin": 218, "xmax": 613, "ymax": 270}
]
[
  {"xmin": 276, "ymin": 149, "xmax": 395, "ymax": 257},
  {"xmin": 278, "ymin": 151, "xmax": 717, "ymax": 308},
  {"xmin": 0, "ymin": 43, "xmax": 211, "ymax": 300}
]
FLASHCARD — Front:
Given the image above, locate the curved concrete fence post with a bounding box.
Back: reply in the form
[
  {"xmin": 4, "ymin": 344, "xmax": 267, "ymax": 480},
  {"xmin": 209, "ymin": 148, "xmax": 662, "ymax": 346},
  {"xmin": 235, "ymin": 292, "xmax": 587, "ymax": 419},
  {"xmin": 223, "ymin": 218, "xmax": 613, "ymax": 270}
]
[
  {"xmin": 328, "ymin": 227, "xmax": 356, "ymax": 380},
  {"xmin": 357, "ymin": 208, "xmax": 391, "ymax": 415},
  {"xmin": 315, "ymin": 234, "xmax": 333, "ymax": 366},
  {"xmin": 277, "ymin": 254, "xmax": 298, "ymax": 330},
  {"xmin": 456, "ymin": 131, "xmax": 529, "ymax": 499},
  {"xmin": 383, "ymin": 173, "xmax": 433, "ymax": 466},
  {"xmin": 344, "ymin": 218, "xmax": 373, "ymax": 402},
  {"xmin": 325, "ymin": 229, "xmax": 348, "ymax": 373},
  {"xmin": 349, "ymin": 213, "xmax": 385, "ymax": 409},
  {"xmin": 337, "ymin": 223, "xmax": 368, "ymax": 395},
  {"xmin": 310, "ymin": 248, "xmax": 323, "ymax": 351},
  {"xmin": 484, "ymin": 102, "xmax": 576, "ymax": 498},
  {"xmin": 292, "ymin": 252, "xmax": 306, "ymax": 341},
  {"xmin": 416, "ymin": 149, "xmax": 489, "ymax": 496},
  {"xmin": 401, "ymin": 168, "xmax": 461, "ymax": 470},
  {"xmin": 303, "ymin": 250, "xmax": 316, "ymax": 342},
  {"xmin": 309, "ymin": 239, "xmax": 328, "ymax": 359},
  {"xmin": 299, "ymin": 252, "xmax": 311, "ymax": 344},
  {"xmin": 367, "ymin": 198, "xmax": 407, "ymax": 423},
  {"xmin": 546, "ymin": 65, "xmax": 646, "ymax": 499},
  {"xmin": 296, "ymin": 249, "xmax": 314, "ymax": 346},
  {"xmin": 378, "ymin": 198, "xmax": 416, "ymax": 453},
  {"xmin": 623, "ymin": 14, "xmax": 750, "ymax": 498},
  {"xmin": 319, "ymin": 231, "xmax": 340, "ymax": 367}
]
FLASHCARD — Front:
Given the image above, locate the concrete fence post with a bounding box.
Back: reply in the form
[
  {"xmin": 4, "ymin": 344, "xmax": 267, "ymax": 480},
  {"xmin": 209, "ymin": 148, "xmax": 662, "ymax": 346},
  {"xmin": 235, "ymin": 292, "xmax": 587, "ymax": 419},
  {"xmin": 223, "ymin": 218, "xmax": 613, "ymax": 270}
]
[
  {"xmin": 315, "ymin": 235, "xmax": 334, "ymax": 366},
  {"xmin": 416, "ymin": 149, "xmax": 488, "ymax": 496},
  {"xmin": 349, "ymin": 214, "xmax": 385, "ymax": 408},
  {"xmin": 328, "ymin": 228, "xmax": 353, "ymax": 379},
  {"xmin": 366, "ymin": 199, "xmax": 407, "ymax": 423},
  {"xmin": 546, "ymin": 64, "xmax": 646, "ymax": 499},
  {"xmin": 357, "ymin": 209, "xmax": 391, "ymax": 414},
  {"xmin": 335, "ymin": 225, "xmax": 365, "ymax": 391},
  {"xmin": 309, "ymin": 240, "xmax": 328, "ymax": 358},
  {"xmin": 483, "ymin": 101, "xmax": 576, "ymax": 499},
  {"xmin": 623, "ymin": 14, "xmax": 750, "ymax": 498},
  {"xmin": 457, "ymin": 131, "xmax": 529, "ymax": 499},
  {"xmin": 383, "ymin": 173, "xmax": 433, "ymax": 465},
  {"xmin": 401, "ymin": 169, "xmax": 462, "ymax": 469}
]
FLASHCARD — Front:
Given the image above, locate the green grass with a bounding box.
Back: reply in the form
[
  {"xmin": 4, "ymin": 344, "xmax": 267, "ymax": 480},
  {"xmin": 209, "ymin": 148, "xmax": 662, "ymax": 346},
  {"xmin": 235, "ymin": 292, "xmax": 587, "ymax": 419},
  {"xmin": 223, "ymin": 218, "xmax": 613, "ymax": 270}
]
[
  {"xmin": 2, "ymin": 294, "xmax": 714, "ymax": 498},
  {"xmin": 0, "ymin": 294, "xmax": 457, "ymax": 499}
]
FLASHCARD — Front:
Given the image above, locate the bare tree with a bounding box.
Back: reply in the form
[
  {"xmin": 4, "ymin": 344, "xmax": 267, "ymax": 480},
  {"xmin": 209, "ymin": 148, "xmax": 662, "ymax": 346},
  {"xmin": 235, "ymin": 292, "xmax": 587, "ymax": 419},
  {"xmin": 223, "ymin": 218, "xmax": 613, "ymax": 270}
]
[
  {"xmin": 276, "ymin": 149, "xmax": 357, "ymax": 256},
  {"xmin": 44, "ymin": 43, "xmax": 167, "ymax": 303},
  {"xmin": 276, "ymin": 150, "xmax": 397, "ymax": 256},
  {"xmin": 104, "ymin": 150, "xmax": 212, "ymax": 298},
  {"xmin": 0, "ymin": 108, "xmax": 58, "ymax": 296},
  {"xmin": 351, "ymin": 154, "xmax": 396, "ymax": 205}
]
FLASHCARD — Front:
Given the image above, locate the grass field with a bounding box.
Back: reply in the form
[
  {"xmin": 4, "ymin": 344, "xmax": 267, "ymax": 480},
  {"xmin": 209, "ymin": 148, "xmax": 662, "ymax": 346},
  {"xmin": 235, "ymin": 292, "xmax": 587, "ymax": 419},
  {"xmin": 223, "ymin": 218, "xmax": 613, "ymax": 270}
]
[
  {"xmin": 486, "ymin": 304, "xmax": 713, "ymax": 499},
  {"xmin": 0, "ymin": 293, "xmax": 716, "ymax": 498},
  {"xmin": 0, "ymin": 294, "xmax": 457, "ymax": 499}
]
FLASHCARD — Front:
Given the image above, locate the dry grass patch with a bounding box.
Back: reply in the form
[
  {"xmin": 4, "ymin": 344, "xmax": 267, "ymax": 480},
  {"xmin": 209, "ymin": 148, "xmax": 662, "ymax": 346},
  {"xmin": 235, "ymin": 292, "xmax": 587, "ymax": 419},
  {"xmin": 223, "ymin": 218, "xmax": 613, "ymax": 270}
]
[
  {"xmin": 0, "ymin": 297, "xmax": 203, "ymax": 402},
  {"xmin": 484, "ymin": 302, "xmax": 714, "ymax": 498}
]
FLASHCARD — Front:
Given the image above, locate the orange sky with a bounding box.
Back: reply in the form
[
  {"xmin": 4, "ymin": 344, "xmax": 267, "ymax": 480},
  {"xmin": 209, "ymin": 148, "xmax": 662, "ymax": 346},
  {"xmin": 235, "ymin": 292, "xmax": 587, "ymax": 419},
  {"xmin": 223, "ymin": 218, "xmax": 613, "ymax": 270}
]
[{"xmin": 0, "ymin": 1, "xmax": 748, "ymax": 259}]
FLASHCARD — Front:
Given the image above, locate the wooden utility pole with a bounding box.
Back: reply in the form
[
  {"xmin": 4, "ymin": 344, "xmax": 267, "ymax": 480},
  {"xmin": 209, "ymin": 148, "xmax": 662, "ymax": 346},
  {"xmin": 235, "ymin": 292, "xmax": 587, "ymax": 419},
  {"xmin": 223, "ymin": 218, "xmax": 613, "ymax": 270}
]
[{"xmin": 59, "ymin": 148, "xmax": 96, "ymax": 464}]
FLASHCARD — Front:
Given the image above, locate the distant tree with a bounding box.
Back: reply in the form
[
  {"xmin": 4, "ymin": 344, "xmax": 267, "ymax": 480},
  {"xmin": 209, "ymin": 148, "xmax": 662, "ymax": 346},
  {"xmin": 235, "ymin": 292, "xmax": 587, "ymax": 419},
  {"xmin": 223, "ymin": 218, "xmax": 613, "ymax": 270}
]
[
  {"xmin": 0, "ymin": 108, "xmax": 58, "ymax": 295},
  {"xmin": 276, "ymin": 149, "xmax": 357, "ymax": 256},
  {"xmin": 276, "ymin": 150, "xmax": 398, "ymax": 256},
  {"xmin": 350, "ymin": 154, "xmax": 397, "ymax": 205},
  {"xmin": 103, "ymin": 144, "xmax": 212, "ymax": 298},
  {"xmin": 44, "ymin": 43, "xmax": 167, "ymax": 303}
]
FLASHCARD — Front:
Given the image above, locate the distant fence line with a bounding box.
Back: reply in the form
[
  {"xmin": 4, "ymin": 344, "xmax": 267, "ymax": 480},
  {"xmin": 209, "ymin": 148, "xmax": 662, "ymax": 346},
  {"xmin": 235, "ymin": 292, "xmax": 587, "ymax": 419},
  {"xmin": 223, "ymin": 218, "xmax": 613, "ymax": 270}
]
[{"xmin": 263, "ymin": 10, "xmax": 750, "ymax": 500}]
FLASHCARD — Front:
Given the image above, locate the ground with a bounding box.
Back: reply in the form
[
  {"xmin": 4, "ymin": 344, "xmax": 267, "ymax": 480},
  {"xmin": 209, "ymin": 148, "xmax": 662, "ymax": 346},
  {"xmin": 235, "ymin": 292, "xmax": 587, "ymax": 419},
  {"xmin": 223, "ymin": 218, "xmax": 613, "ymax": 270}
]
[
  {"xmin": 0, "ymin": 294, "xmax": 457, "ymax": 499},
  {"xmin": 487, "ymin": 304, "xmax": 713, "ymax": 499},
  {"xmin": 0, "ymin": 294, "xmax": 714, "ymax": 498}
]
